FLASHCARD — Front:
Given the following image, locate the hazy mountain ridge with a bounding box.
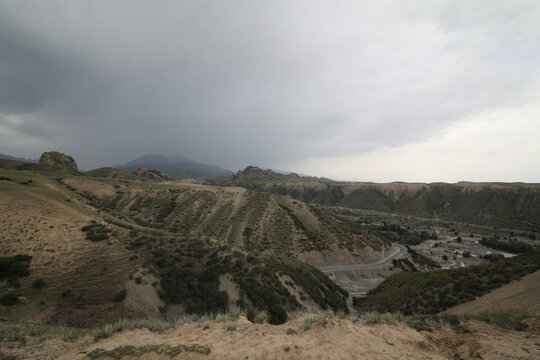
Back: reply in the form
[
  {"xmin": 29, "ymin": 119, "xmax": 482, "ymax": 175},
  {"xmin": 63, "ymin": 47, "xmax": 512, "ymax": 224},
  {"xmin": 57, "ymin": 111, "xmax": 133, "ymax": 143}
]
[
  {"xmin": 117, "ymin": 154, "xmax": 233, "ymax": 179},
  {"xmin": 0, "ymin": 153, "xmax": 38, "ymax": 163},
  {"xmin": 229, "ymin": 170, "xmax": 540, "ymax": 232}
]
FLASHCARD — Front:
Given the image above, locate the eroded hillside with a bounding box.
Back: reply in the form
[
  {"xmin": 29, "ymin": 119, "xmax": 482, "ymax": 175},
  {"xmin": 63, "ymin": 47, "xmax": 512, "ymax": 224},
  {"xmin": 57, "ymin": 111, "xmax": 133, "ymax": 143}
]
[
  {"xmin": 62, "ymin": 177, "xmax": 388, "ymax": 266},
  {"xmin": 230, "ymin": 168, "xmax": 540, "ymax": 232},
  {"xmin": 0, "ymin": 163, "xmax": 389, "ymax": 326}
]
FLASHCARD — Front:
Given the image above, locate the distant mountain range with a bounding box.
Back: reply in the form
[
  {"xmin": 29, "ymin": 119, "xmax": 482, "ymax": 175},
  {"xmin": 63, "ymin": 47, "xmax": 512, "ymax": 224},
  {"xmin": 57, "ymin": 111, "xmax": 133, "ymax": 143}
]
[
  {"xmin": 116, "ymin": 154, "xmax": 233, "ymax": 179},
  {"xmin": 0, "ymin": 153, "xmax": 38, "ymax": 163}
]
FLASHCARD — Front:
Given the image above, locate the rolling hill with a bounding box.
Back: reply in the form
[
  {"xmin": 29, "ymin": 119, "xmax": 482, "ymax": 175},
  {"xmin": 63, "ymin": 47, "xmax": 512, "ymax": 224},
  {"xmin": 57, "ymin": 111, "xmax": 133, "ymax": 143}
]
[{"xmin": 0, "ymin": 157, "xmax": 389, "ymax": 326}]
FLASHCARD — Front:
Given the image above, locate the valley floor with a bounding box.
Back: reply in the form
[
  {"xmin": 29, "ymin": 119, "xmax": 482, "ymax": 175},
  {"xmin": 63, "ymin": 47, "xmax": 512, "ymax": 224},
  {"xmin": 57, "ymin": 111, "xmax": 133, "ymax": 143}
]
[{"xmin": 2, "ymin": 314, "xmax": 539, "ymax": 360}]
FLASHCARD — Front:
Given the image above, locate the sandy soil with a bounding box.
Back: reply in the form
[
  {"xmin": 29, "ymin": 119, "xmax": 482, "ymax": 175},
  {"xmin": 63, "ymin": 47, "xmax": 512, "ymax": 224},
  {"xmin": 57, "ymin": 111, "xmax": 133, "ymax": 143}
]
[
  {"xmin": 2, "ymin": 315, "xmax": 540, "ymax": 360},
  {"xmin": 446, "ymin": 270, "xmax": 540, "ymax": 316}
]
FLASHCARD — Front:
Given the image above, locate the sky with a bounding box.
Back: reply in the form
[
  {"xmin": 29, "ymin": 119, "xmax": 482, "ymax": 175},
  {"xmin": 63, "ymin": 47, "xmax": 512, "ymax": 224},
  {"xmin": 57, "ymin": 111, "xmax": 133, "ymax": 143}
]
[{"xmin": 1, "ymin": 1, "xmax": 539, "ymax": 182}]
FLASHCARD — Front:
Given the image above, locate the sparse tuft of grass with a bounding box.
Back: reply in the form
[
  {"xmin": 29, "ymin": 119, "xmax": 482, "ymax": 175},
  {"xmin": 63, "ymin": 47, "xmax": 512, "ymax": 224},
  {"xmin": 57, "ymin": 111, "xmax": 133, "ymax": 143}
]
[
  {"xmin": 286, "ymin": 328, "xmax": 297, "ymax": 335},
  {"xmin": 92, "ymin": 318, "xmax": 171, "ymax": 341},
  {"xmin": 302, "ymin": 313, "xmax": 328, "ymax": 331},
  {"xmin": 0, "ymin": 351, "xmax": 17, "ymax": 360},
  {"xmin": 223, "ymin": 321, "xmax": 237, "ymax": 332},
  {"xmin": 358, "ymin": 311, "xmax": 404, "ymax": 324},
  {"xmin": 0, "ymin": 321, "xmax": 87, "ymax": 342}
]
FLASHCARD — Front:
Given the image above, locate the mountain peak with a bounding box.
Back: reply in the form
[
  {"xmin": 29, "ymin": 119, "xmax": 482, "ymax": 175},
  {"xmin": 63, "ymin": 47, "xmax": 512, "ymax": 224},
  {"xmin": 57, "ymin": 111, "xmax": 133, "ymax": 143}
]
[{"xmin": 116, "ymin": 154, "xmax": 233, "ymax": 179}]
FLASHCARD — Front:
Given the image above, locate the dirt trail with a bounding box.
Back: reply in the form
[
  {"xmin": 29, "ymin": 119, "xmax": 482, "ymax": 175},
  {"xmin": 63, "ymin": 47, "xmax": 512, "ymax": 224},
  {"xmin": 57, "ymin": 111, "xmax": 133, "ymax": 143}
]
[{"xmin": 3, "ymin": 315, "xmax": 539, "ymax": 360}]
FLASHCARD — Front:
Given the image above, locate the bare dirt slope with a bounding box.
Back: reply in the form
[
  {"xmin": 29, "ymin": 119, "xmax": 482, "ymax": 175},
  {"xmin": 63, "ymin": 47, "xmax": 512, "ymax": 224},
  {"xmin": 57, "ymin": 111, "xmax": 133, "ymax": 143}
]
[
  {"xmin": 0, "ymin": 173, "xmax": 136, "ymax": 325},
  {"xmin": 3, "ymin": 316, "xmax": 540, "ymax": 360},
  {"xmin": 446, "ymin": 270, "xmax": 540, "ymax": 316}
]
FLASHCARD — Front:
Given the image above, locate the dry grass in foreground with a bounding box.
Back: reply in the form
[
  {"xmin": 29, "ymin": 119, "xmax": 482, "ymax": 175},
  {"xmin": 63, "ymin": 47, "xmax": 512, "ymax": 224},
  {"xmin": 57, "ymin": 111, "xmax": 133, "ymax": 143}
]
[{"xmin": 0, "ymin": 309, "xmax": 539, "ymax": 359}]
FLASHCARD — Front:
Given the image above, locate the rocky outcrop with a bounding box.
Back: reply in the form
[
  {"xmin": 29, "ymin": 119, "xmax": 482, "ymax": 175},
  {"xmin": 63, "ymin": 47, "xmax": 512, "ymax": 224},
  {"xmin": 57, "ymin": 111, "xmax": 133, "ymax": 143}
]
[
  {"xmin": 39, "ymin": 151, "xmax": 78, "ymax": 171},
  {"xmin": 132, "ymin": 166, "xmax": 173, "ymax": 181},
  {"xmin": 228, "ymin": 166, "xmax": 300, "ymax": 186}
]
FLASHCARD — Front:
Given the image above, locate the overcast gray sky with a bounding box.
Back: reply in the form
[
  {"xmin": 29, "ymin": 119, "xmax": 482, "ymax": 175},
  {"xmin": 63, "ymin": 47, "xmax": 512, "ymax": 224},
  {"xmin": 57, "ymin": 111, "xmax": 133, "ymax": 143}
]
[{"xmin": 1, "ymin": 1, "xmax": 539, "ymax": 182}]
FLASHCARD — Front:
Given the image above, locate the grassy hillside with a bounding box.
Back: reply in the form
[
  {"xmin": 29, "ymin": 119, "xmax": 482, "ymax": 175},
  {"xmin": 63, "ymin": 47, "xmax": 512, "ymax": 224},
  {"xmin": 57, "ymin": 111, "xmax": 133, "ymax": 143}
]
[
  {"xmin": 0, "ymin": 158, "xmax": 80, "ymax": 177},
  {"xmin": 230, "ymin": 177, "xmax": 540, "ymax": 232},
  {"xmin": 1, "ymin": 164, "xmax": 390, "ymax": 325},
  {"xmin": 85, "ymin": 167, "xmax": 138, "ymax": 180},
  {"xmin": 354, "ymin": 248, "xmax": 540, "ymax": 315}
]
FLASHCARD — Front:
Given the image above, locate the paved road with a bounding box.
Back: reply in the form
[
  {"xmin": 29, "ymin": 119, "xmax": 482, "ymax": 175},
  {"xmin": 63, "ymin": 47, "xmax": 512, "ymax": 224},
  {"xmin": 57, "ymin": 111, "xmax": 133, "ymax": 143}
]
[{"xmin": 319, "ymin": 244, "xmax": 407, "ymax": 273}]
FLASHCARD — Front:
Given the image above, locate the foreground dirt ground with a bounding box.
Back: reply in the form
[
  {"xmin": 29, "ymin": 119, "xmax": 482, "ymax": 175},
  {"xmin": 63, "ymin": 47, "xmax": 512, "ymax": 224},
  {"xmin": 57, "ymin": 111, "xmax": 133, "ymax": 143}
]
[{"xmin": 2, "ymin": 315, "xmax": 539, "ymax": 360}]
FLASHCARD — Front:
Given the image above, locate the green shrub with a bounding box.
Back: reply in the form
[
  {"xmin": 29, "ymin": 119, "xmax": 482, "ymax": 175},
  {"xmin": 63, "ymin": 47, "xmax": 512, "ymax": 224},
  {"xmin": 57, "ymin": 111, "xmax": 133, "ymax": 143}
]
[
  {"xmin": 113, "ymin": 289, "xmax": 127, "ymax": 302},
  {"xmin": 32, "ymin": 278, "xmax": 45, "ymax": 289},
  {"xmin": 246, "ymin": 309, "xmax": 256, "ymax": 323},
  {"xmin": 268, "ymin": 305, "xmax": 287, "ymax": 325},
  {"xmin": 357, "ymin": 248, "xmax": 540, "ymax": 314},
  {"xmin": 81, "ymin": 223, "xmax": 112, "ymax": 242},
  {"xmin": 0, "ymin": 255, "xmax": 31, "ymax": 279},
  {"xmin": 0, "ymin": 293, "xmax": 19, "ymax": 306}
]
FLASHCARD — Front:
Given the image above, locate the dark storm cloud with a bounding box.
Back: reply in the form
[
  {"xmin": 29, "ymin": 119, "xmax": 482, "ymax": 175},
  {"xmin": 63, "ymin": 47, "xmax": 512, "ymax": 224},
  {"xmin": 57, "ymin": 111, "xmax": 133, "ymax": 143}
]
[{"xmin": 0, "ymin": 1, "xmax": 539, "ymax": 172}]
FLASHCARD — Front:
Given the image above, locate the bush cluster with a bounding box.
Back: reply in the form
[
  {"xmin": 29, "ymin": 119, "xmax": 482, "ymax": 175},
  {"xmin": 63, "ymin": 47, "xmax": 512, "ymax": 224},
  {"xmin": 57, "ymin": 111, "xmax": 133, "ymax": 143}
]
[
  {"xmin": 480, "ymin": 237, "xmax": 533, "ymax": 254},
  {"xmin": 376, "ymin": 222, "xmax": 437, "ymax": 246},
  {"xmin": 356, "ymin": 248, "xmax": 540, "ymax": 315},
  {"xmin": 81, "ymin": 223, "xmax": 112, "ymax": 241},
  {"xmin": 0, "ymin": 254, "xmax": 31, "ymax": 279}
]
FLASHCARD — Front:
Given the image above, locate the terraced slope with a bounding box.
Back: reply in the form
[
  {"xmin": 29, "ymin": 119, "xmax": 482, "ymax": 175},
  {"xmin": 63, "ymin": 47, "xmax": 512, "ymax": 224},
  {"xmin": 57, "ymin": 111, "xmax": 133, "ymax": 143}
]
[{"xmin": 63, "ymin": 177, "xmax": 389, "ymax": 267}]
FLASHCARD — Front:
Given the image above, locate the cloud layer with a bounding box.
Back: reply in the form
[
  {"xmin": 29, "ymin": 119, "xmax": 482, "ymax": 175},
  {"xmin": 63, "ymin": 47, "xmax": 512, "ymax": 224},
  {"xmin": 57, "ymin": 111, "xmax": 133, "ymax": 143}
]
[{"xmin": 1, "ymin": 1, "xmax": 539, "ymax": 181}]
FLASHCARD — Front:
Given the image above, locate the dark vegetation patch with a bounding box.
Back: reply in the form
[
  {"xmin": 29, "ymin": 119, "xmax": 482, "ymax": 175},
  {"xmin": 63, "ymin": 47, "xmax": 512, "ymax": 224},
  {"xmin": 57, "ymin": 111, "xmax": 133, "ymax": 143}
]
[
  {"xmin": 31, "ymin": 278, "xmax": 45, "ymax": 289},
  {"xmin": 81, "ymin": 222, "xmax": 112, "ymax": 242},
  {"xmin": 376, "ymin": 222, "xmax": 438, "ymax": 246},
  {"xmin": 113, "ymin": 289, "xmax": 127, "ymax": 302},
  {"xmin": 0, "ymin": 255, "xmax": 31, "ymax": 279},
  {"xmin": 480, "ymin": 237, "xmax": 533, "ymax": 254},
  {"xmin": 0, "ymin": 293, "xmax": 19, "ymax": 306},
  {"xmin": 87, "ymin": 343, "xmax": 211, "ymax": 359},
  {"xmin": 355, "ymin": 248, "xmax": 540, "ymax": 315},
  {"xmin": 391, "ymin": 248, "xmax": 440, "ymax": 272},
  {"xmin": 150, "ymin": 239, "xmax": 348, "ymax": 324},
  {"xmin": 408, "ymin": 247, "xmax": 440, "ymax": 269},
  {"xmin": 309, "ymin": 205, "xmax": 384, "ymax": 252}
]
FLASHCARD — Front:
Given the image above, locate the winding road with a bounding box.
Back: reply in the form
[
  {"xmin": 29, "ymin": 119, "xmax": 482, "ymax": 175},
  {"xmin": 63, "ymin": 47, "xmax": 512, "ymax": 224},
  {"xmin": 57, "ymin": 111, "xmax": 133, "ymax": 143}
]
[{"xmin": 319, "ymin": 244, "xmax": 407, "ymax": 273}]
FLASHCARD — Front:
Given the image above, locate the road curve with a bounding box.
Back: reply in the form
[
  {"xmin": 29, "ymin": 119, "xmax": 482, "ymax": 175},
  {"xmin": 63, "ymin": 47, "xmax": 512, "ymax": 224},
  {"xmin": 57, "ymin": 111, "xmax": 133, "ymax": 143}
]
[{"xmin": 319, "ymin": 244, "xmax": 407, "ymax": 273}]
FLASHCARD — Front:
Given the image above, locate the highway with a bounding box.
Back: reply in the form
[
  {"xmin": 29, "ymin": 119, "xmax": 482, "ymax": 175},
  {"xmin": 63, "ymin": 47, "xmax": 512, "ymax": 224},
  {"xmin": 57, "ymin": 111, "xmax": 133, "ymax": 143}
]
[{"xmin": 319, "ymin": 244, "xmax": 407, "ymax": 273}]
